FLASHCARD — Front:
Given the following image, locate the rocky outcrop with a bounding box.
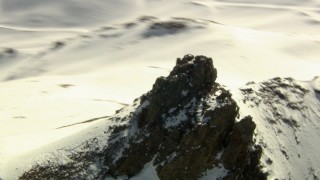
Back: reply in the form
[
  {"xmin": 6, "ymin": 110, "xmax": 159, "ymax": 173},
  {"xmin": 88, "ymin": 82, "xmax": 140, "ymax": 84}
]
[
  {"xmin": 145, "ymin": 54, "xmax": 217, "ymax": 126},
  {"xmin": 222, "ymin": 116, "xmax": 256, "ymax": 170},
  {"xmin": 20, "ymin": 55, "xmax": 266, "ymax": 180}
]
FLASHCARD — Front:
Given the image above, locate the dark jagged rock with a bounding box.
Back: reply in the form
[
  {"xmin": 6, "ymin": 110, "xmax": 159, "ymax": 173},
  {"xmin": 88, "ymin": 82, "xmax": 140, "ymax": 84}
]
[
  {"xmin": 146, "ymin": 54, "xmax": 217, "ymax": 126},
  {"xmin": 20, "ymin": 55, "xmax": 265, "ymax": 180},
  {"xmin": 106, "ymin": 55, "xmax": 223, "ymax": 179},
  {"xmin": 222, "ymin": 116, "xmax": 256, "ymax": 170},
  {"xmin": 221, "ymin": 116, "xmax": 267, "ymax": 180}
]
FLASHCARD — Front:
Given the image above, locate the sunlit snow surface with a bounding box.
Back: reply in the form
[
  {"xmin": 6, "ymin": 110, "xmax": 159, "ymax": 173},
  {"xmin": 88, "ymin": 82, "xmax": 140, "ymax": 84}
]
[
  {"xmin": 0, "ymin": 0, "xmax": 320, "ymax": 179},
  {"xmin": 233, "ymin": 77, "xmax": 320, "ymax": 179}
]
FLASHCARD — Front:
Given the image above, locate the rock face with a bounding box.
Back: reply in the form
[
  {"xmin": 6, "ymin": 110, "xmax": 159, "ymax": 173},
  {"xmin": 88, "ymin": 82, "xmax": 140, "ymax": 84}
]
[
  {"xmin": 145, "ymin": 54, "xmax": 217, "ymax": 126},
  {"xmin": 20, "ymin": 55, "xmax": 266, "ymax": 180},
  {"xmin": 222, "ymin": 116, "xmax": 256, "ymax": 170}
]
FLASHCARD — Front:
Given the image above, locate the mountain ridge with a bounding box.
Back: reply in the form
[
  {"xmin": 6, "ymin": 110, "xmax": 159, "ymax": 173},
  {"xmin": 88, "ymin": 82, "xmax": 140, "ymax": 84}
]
[
  {"xmin": 18, "ymin": 55, "xmax": 266, "ymax": 179},
  {"xmin": 1, "ymin": 55, "xmax": 319, "ymax": 179}
]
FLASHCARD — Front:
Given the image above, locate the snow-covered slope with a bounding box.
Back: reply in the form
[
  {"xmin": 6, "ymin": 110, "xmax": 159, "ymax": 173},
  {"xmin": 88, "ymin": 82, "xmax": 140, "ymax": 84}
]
[
  {"xmin": 2, "ymin": 55, "xmax": 259, "ymax": 179},
  {"xmin": 0, "ymin": 0, "xmax": 320, "ymax": 179},
  {"xmin": 2, "ymin": 55, "xmax": 319, "ymax": 179},
  {"xmin": 235, "ymin": 76, "xmax": 320, "ymax": 179},
  {"xmin": 0, "ymin": 0, "xmax": 143, "ymax": 28}
]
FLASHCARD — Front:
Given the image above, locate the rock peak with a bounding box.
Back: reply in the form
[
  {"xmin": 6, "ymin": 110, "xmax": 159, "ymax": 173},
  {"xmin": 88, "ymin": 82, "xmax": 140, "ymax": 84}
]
[
  {"xmin": 171, "ymin": 54, "xmax": 217, "ymax": 91},
  {"xmin": 146, "ymin": 55, "xmax": 217, "ymax": 126}
]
